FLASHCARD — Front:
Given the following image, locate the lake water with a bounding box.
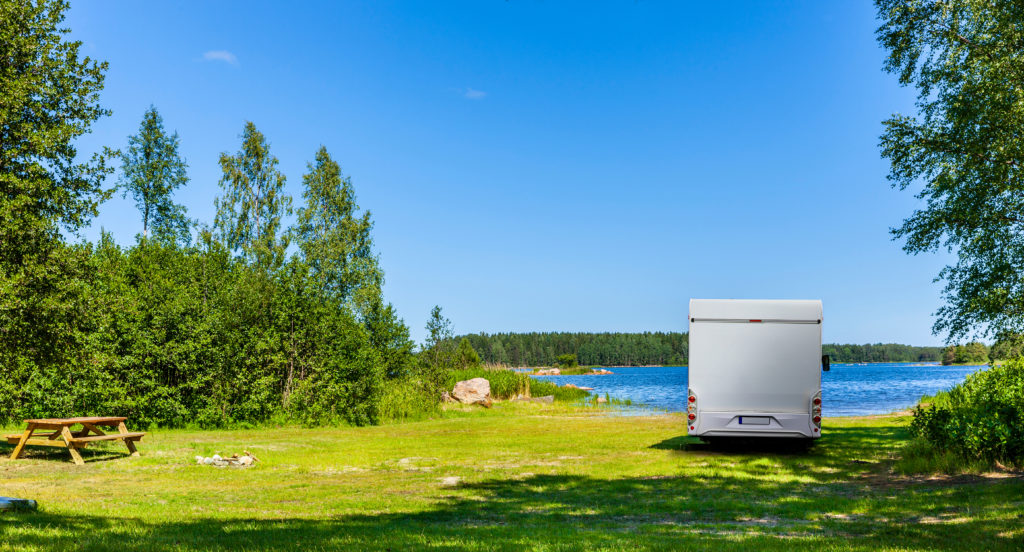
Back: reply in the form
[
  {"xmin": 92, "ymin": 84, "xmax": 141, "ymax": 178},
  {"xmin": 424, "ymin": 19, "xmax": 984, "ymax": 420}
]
[{"xmin": 530, "ymin": 363, "xmax": 986, "ymax": 417}]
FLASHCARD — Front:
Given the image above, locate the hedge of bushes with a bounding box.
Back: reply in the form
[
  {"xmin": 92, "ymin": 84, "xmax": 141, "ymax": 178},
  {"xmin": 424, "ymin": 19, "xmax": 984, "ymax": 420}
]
[{"xmin": 910, "ymin": 359, "xmax": 1024, "ymax": 467}]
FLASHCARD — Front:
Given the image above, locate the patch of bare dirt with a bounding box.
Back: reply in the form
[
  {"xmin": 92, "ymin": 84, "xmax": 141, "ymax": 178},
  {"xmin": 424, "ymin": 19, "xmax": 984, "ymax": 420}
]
[{"xmin": 859, "ymin": 460, "xmax": 1024, "ymax": 491}]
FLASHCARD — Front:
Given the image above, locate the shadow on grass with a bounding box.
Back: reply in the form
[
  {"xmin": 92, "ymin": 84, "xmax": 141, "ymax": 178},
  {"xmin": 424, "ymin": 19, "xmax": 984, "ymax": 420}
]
[
  {"xmin": 651, "ymin": 435, "xmax": 814, "ymax": 454},
  {"xmin": 2, "ymin": 470, "xmax": 1021, "ymax": 551},
  {"xmin": 2, "ymin": 425, "xmax": 1020, "ymax": 550},
  {"xmin": 0, "ymin": 441, "xmax": 133, "ymax": 464},
  {"xmin": 652, "ymin": 425, "xmax": 906, "ymax": 459}
]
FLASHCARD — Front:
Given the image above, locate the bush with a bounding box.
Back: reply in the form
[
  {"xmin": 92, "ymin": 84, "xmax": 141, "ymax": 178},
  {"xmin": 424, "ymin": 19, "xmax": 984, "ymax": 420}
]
[
  {"xmin": 908, "ymin": 359, "xmax": 1024, "ymax": 468},
  {"xmin": 555, "ymin": 353, "xmax": 578, "ymax": 369}
]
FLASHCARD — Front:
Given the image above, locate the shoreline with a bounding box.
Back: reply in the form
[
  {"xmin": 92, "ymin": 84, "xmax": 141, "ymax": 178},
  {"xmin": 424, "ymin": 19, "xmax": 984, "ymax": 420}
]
[{"xmin": 516, "ymin": 360, "xmax": 951, "ymax": 371}]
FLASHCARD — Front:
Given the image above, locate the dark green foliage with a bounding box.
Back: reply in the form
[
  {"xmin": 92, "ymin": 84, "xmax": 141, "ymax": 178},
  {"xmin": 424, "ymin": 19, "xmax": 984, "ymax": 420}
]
[
  {"xmin": 822, "ymin": 343, "xmax": 943, "ymax": 363},
  {"xmin": 119, "ymin": 106, "xmax": 191, "ymax": 243},
  {"xmin": 461, "ymin": 332, "xmax": 689, "ymax": 367},
  {"xmin": 455, "ymin": 338, "xmax": 481, "ymax": 369},
  {"xmin": 909, "ymin": 359, "xmax": 1024, "ymax": 467},
  {"xmin": 943, "ymin": 346, "xmax": 957, "ymax": 366},
  {"xmin": 0, "ymin": 113, "xmax": 418, "ymax": 428},
  {"xmin": 297, "ymin": 146, "xmax": 382, "ymax": 316},
  {"xmin": 939, "ymin": 342, "xmax": 989, "ymax": 365},
  {"xmin": 555, "ymin": 353, "xmax": 578, "ymax": 369},
  {"xmin": 421, "ymin": 306, "xmax": 456, "ymax": 392},
  {"xmin": 989, "ymin": 334, "xmax": 1024, "ymax": 362},
  {"xmin": 364, "ymin": 299, "xmax": 416, "ymax": 380},
  {"xmin": 877, "ymin": 0, "xmax": 1024, "ymax": 340},
  {"xmin": 214, "ymin": 122, "xmax": 291, "ymax": 271},
  {"xmin": 0, "ymin": 0, "xmax": 116, "ymax": 419},
  {"xmin": 0, "ymin": 2, "xmax": 419, "ymax": 428},
  {"xmin": 460, "ymin": 332, "xmax": 941, "ymax": 366},
  {"xmin": 0, "ymin": 0, "xmax": 114, "ymax": 241}
]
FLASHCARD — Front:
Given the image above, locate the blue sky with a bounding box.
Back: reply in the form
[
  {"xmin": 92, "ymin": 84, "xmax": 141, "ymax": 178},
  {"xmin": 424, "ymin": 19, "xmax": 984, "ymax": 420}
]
[{"xmin": 66, "ymin": 1, "xmax": 950, "ymax": 345}]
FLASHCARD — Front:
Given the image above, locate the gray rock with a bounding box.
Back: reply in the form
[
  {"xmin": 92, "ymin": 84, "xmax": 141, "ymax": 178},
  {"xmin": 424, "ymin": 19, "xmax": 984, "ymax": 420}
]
[
  {"xmin": 203, "ymin": 457, "xmax": 214, "ymax": 465},
  {"xmin": 533, "ymin": 395, "xmax": 554, "ymax": 403},
  {"xmin": 452, "ymin": 377, "xmax": 492, "ymax": 406}
]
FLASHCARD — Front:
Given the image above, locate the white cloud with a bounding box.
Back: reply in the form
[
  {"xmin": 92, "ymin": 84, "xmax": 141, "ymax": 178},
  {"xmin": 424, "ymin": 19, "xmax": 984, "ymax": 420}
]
[
  {"xmin": 203, "ymin": 50, "xmax": 238, "ymax": 65},
  {"xmin": 464, "ymin": 88, "xmax": 487, "ymax": 100}
]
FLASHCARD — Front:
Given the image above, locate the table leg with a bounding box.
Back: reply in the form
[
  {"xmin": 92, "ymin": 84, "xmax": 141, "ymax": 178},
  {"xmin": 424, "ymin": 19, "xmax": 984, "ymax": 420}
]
[
  {"xmin": 9, "ymin": 425, "xmax": 35, "ymax": 460},
  {"xmin": 61, "ymin": 426, "xmax": 84, "ymax": 465},
  {"xmin": 81, "ymin": 423, "xmax": 104, "ymax": 437},
  {"xmin": 117, "ymin": 421, "xmax": 139, "ymax": 456}
]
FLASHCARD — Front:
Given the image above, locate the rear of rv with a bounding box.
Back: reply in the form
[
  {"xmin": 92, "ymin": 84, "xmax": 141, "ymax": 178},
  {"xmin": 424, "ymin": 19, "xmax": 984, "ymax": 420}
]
[{"xmin": 687, "ymin": 299, "xmax": 824, "ymax": 439}]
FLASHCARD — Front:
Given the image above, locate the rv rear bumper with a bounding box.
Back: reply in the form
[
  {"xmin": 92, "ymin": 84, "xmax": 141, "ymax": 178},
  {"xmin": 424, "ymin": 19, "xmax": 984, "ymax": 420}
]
[{"xmin": 688, "ymin": 411, "xmax": 819, "ymax": 439}]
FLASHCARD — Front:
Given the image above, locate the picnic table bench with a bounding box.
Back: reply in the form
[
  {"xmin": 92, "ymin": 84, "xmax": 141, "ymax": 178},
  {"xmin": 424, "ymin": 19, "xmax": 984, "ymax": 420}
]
[{"xmin": 6, "ymin": 417, "xmax": 145, "ymax": 465}]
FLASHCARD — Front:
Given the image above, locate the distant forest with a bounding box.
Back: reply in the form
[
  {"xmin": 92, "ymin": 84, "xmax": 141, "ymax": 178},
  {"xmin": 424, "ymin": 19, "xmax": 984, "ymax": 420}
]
[
  {"xmin": 823, "ymin": 343, "xmax": 942, "ymax": 363},
  {"xmin": 460, "ymin": 332, "xmax": 688, "ymax": 367},
  {"xmin": 458, "ymin": 332, "xmax": 943, "ymax": 366}
]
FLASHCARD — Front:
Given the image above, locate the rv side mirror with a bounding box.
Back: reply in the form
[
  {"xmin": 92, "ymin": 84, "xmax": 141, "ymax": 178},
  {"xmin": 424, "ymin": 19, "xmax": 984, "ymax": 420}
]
[{"xmin": 822, "ymin": 354, "xmax": 830, "ymax": 372}]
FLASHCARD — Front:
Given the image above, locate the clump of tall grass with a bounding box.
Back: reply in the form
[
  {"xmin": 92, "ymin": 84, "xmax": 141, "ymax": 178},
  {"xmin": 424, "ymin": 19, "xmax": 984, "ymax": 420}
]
[
  {"xmin": 440, "ymin": 365, "xmax": 593, "ymax": 403},
  {"xmin": 444, "ymin": 367, "xmax": 530, "ymax": 399},
  {"xmin": 379, "ymin": 378, "xmax": 440, "ymax": 423},
  {"xmin": 527, "ymin": 378, "xmax": 590, "ymax": 401}
]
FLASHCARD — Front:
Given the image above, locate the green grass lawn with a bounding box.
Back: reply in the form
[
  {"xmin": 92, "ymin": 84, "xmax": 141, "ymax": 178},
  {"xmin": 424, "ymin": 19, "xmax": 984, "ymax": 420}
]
[{"xmin": 1, "ymin": 404, "xmax": 1022, "ymax": 551}]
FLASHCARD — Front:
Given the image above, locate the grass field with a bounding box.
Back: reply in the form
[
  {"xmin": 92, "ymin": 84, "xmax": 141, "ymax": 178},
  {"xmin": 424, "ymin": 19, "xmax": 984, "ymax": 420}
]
[{"xmin": 1, "ymin": 403, "xmax": 1022, "ymax": 551}]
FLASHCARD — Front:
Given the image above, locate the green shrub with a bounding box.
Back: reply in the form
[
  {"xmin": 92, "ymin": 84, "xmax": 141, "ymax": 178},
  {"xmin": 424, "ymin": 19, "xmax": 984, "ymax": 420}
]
[
  {"xmin": 555, "ymin": 353, "xmax": 578, "ymax": 369},
  {"xmin": 908, "ymin": 359, "xmax": 1024, "ymax": 468}
]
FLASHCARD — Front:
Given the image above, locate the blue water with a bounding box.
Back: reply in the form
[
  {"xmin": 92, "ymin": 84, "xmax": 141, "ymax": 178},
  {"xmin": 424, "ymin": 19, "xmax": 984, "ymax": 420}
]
[{"xmin": 530, "ymin": 363, "xmax": 987, "ymax": 417}]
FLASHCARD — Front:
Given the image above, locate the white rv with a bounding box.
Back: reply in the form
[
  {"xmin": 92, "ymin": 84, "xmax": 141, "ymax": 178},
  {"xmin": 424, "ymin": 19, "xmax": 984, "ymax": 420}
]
[{"xmin": 686, "ymin": 299, "xmax": 828, "ymax": 440}]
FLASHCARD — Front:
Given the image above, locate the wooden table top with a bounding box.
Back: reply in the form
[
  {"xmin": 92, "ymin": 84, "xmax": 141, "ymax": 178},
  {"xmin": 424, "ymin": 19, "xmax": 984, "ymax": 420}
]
[{"xmin": 23, "ymin": 417, "xmax": 127, "ymax": 425}]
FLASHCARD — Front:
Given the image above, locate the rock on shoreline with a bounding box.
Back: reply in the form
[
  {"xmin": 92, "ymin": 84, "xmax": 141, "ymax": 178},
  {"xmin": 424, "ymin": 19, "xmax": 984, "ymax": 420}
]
[
  {"xmin": 531, "ymin": 367, "xmax": 614, "ymax": 376},
  {"xmin": 452, "ymin": 377, "xmax": 492, "ymax": 407}
]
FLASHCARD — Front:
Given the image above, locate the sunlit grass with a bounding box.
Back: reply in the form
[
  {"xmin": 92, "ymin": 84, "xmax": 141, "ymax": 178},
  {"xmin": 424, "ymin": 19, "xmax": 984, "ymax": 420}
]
[{"xmin": 1, "ymin": 405, "xmax": 1021, "ymax": 551}]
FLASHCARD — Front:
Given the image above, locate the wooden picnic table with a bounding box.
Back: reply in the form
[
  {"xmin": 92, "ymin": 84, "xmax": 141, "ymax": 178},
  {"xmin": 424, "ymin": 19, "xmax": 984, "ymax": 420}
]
[{"xmin": 6, "ymin": 417, "xmax": 145, "ymax": 465}]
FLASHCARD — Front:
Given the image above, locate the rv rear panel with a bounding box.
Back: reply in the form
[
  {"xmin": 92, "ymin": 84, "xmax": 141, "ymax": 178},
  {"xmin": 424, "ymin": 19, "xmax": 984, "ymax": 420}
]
[{"xmin": 688, "ymin": 299, "xmax": 823, "ymax": 439}]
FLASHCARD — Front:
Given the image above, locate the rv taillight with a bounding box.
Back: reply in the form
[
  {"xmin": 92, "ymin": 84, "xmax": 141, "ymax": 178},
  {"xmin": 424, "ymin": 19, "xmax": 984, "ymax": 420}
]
[
  {"xmin": 813, "ymin": 415, "xmax": 821, "ymax": 424},
  {"xmin": 687, "ymin": 396, "xmax": 696, "ymax": 403},
  {"xmin": 688, "ymin": 413, "xmax": 696, "ymax": 421},
  {"xmin": 749, "ymin": 319, "xmax": 762, "ymax": 323},
  {"xmin": 813, "ymin": 398, "xmax": 821, "ymax": 406}
]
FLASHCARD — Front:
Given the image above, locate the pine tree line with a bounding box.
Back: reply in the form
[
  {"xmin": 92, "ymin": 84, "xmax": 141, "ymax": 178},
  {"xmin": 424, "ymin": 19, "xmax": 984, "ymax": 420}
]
[{"xmin": 458, "ymin": 333, "xmax": 945, "ymax": 366}]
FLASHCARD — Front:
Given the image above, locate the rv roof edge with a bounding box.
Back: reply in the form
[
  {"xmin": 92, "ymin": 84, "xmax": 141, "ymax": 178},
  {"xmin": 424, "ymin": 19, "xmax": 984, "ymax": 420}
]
[{"xmin": 689, "ymin": 299, "xmax": 822, "ymax": 322}]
